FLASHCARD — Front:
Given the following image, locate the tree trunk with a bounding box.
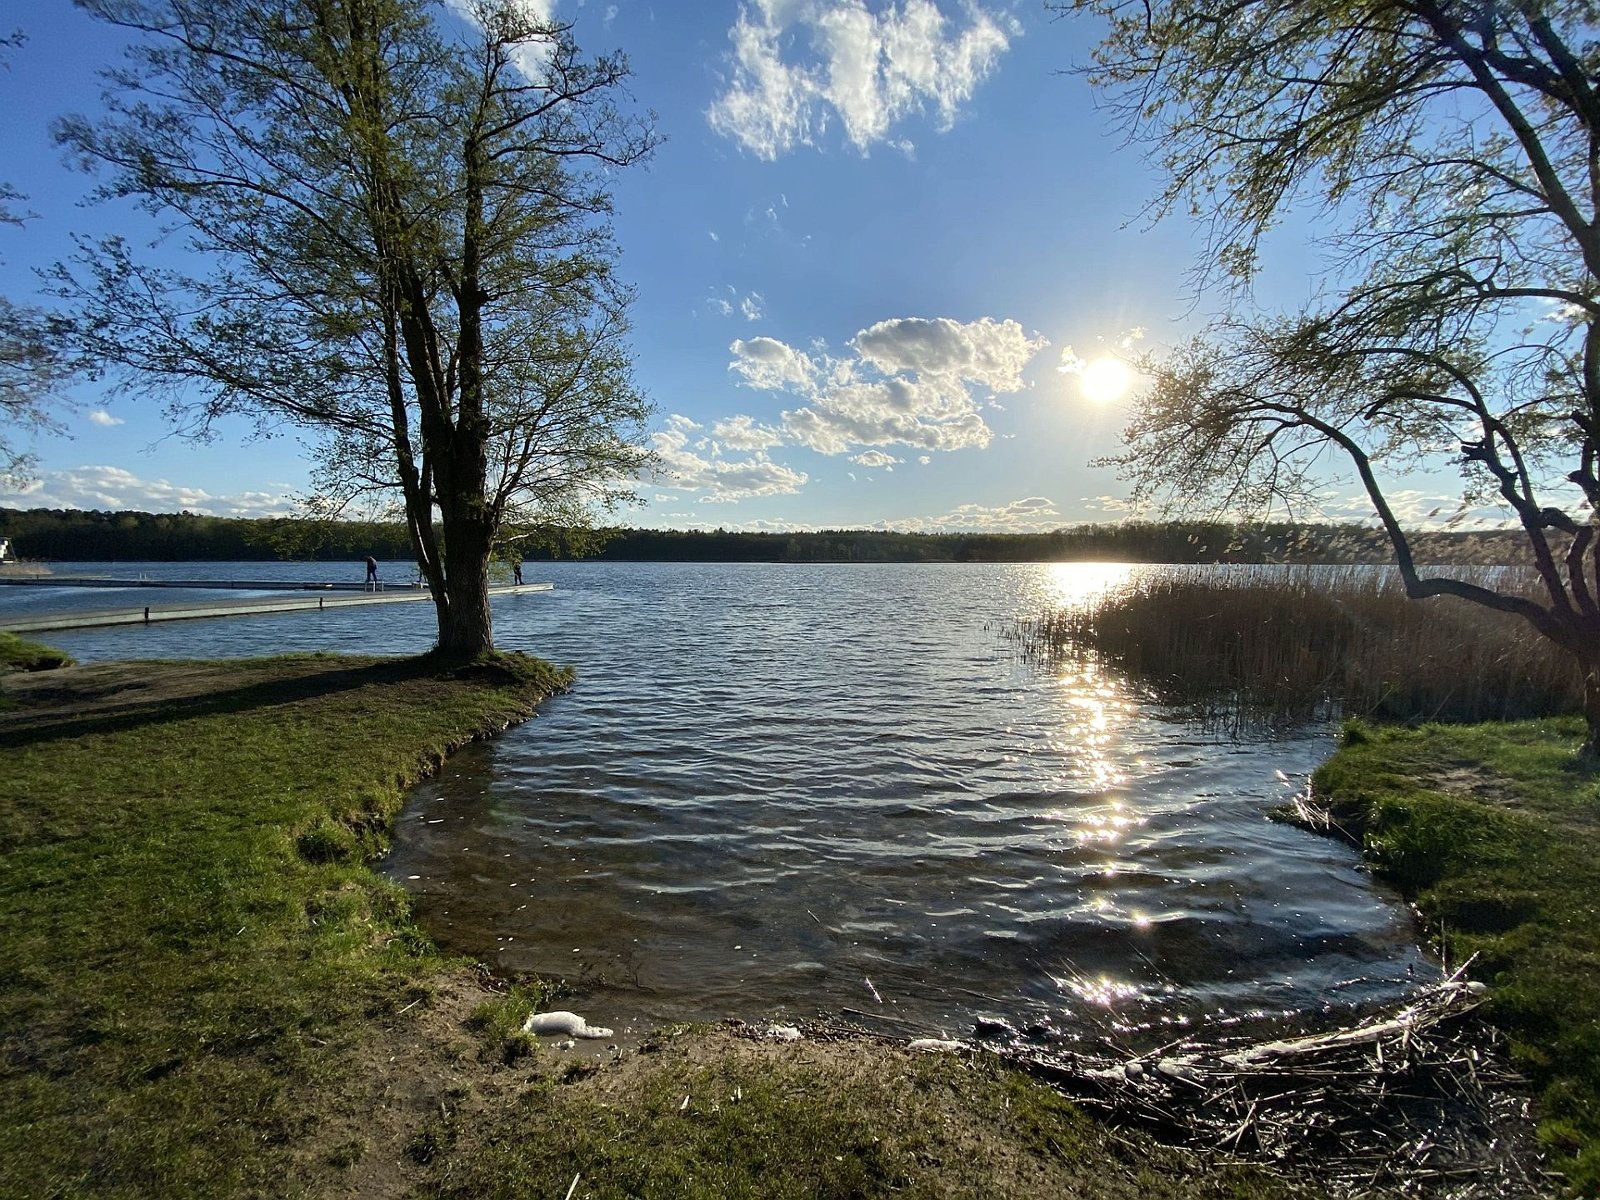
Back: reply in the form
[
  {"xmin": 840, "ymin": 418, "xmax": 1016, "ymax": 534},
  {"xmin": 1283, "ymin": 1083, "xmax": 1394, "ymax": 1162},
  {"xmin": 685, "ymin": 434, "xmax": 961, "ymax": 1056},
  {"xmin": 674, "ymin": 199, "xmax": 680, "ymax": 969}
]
[
  {"xmin": 435, "ymin": 516, "xmax": 494, "ymax": 659},
  {"xmin": 1582, "ymin": 667, "xmax": 1600, "ymax": 766},
  {"xmin": 432, "ymin": 448, "xmax": 495, "ymax": 661}
]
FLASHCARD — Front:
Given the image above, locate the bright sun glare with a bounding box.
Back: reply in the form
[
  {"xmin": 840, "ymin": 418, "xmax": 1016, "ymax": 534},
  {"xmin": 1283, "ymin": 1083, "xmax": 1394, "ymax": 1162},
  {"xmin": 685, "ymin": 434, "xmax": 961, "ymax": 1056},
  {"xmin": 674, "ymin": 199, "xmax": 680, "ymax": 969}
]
[{"xmin": 1078, "ymin": 356, "xmax": 1134, "ymax": 404}]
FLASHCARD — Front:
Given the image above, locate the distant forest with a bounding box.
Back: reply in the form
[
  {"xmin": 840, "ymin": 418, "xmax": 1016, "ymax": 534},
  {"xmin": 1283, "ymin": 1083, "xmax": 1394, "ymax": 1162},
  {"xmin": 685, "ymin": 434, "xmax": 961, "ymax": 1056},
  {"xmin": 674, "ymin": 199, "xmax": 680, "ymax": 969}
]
[{"xmin": 0, "ymin": 506, "xmax": 1532, "ymax": 565}]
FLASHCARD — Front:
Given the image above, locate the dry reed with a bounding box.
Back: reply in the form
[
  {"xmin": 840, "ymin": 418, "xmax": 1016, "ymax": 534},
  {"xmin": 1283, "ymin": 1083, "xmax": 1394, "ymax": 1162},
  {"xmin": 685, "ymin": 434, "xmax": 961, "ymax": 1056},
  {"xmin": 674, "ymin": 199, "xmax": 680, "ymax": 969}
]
[
  {"xmin": 1015, "ymin": 973, "xmax": 1550, "ymax": 1198},
  {"xmin": 805, "ymin": 973, "xmax": 1549, "ymax": 1197},
  {"xmin": 1014, "ymin": 566, "xmax": 1581, "ymax": 725}
]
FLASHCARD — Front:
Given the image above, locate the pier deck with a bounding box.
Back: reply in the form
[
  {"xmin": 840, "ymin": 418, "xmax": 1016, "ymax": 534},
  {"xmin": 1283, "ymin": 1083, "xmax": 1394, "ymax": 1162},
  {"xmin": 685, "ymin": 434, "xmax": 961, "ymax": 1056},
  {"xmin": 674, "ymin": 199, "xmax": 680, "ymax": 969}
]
[
  {"xmin": 0, "ymin": 575, "xmax": 426, "ymax": 592},
  {"xmin": 0, "ymin": 582, "xmax": 552, "ymax": 634}
]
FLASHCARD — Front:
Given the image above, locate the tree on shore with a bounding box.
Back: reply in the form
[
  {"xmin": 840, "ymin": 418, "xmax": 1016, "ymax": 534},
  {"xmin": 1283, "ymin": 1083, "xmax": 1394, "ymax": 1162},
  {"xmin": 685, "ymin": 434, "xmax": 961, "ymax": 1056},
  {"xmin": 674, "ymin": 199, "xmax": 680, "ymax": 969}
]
[
  {"xmin": 0, "ymin": 300, "xmax": 75, "ymax": 487},
  {"xmin": 1, "ymin": 30, "xmax": 78, "ymax": 484},
  {"xmin": 1067, "ymin": 0, "xmax": 1600, "ymax": 756},
  {"xmin": 57, "ymin": 0, "xmax": 653, "ymax": 658}
]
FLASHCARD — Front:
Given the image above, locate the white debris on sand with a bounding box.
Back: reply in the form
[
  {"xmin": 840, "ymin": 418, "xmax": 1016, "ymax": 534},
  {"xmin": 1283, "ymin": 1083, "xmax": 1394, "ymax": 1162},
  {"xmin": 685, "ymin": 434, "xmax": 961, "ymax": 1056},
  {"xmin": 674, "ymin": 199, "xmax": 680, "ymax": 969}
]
[
  {"xmin": 522, "ymin": 1010, "xmax": 614, "ymax": 1039},
  {"xmin": 907, "ymin": 1038, "xmax": 967, "ymax": 1053}
]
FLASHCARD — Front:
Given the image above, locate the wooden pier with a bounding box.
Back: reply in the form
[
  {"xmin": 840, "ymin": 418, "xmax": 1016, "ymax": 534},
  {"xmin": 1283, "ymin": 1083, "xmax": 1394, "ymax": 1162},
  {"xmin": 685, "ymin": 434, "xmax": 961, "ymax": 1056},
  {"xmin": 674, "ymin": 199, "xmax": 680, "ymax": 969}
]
[
  {"xmin": 0, "ymin": 575, "xmax": 423, "ymax": 592},
  {"xmin": 0, "ymin": 581, "xmax": 552, "ymax": 634}
]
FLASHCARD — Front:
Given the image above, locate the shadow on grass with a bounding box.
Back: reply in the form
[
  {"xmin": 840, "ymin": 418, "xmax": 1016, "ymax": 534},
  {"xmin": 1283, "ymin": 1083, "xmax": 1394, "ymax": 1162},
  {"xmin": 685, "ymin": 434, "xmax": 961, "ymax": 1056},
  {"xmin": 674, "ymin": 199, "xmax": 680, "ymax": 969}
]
[{"xmin": 0, "ymin": 652, "xmax": 536, "ymax": 751}]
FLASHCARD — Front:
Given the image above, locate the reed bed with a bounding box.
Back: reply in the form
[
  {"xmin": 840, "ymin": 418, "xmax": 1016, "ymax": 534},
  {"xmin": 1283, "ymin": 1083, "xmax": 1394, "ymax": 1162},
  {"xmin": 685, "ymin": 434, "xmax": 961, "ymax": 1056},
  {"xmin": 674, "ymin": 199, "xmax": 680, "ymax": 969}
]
[{"xmin": 1015, "ymin": 566, "xmax": 1581, "ymax": 725}]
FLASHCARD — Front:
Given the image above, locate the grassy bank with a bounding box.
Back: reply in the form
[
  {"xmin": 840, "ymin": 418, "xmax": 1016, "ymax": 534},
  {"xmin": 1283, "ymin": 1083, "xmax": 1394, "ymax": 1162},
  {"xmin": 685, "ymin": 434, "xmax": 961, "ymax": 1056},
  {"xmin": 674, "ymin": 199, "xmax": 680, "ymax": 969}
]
[
  {"xmin": 1018, "ymin": 567, "xmax": 1578, "ymax": 725},
  {"xmin": 0, "ymin": 631, "xmax": 73, "ymax": 675},
  {"xmin": 418, "ymin": 1024, "xmax": 1308, "ymax": 1200},
  {"xmin": 1311, "ymin": 718, "xmax": 1600, "ymax": 1191},
  {"xmin": 0, "ymin": 651, "xmax": 571, "ymax": 1198},
  {"xmin": 0, "ymin": 651, "xmax": 1332, "ymax": 1200}
]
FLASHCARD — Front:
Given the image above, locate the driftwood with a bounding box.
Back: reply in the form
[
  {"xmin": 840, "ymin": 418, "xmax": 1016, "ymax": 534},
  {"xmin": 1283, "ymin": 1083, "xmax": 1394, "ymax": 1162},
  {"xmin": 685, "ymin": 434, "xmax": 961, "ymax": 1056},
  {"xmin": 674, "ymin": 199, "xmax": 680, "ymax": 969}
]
[
  {"xmin": 777, "ymin": 965, "xmax": 1553, "ymax": 1198},
  {"xmin": 1009, "ymin": 969, "xmax": 1552, "ymax": 1198}
]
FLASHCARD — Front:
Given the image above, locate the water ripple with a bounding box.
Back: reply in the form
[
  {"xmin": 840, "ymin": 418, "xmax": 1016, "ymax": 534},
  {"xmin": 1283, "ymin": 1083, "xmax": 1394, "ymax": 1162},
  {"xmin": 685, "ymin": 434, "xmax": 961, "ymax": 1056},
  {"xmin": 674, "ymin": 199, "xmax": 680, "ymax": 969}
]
[
  {"xmin": 22, "ymin": 560, "xmax": 1431, "ymax": 1045},
  {"xmin": 382, "ymin": 562, "xmax": 1430, "ymax": 1044}
]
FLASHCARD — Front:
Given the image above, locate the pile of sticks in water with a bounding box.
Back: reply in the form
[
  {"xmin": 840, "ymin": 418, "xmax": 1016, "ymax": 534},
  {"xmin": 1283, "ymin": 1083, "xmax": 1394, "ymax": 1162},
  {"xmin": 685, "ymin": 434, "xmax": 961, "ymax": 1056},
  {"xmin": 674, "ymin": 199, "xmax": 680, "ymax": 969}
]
[{"xmin": 1015, "ymin": 971, "xmax": 1553, "ymax": 1198}]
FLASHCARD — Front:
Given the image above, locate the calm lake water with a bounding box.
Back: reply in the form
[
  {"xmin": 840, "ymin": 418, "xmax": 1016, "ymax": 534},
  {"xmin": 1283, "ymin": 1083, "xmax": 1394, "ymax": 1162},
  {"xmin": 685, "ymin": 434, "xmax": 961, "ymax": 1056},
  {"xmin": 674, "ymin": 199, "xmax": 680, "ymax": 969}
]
[{"xmin": 10, "ymin": 560, "xmax": 1430, "ymax": 1047}]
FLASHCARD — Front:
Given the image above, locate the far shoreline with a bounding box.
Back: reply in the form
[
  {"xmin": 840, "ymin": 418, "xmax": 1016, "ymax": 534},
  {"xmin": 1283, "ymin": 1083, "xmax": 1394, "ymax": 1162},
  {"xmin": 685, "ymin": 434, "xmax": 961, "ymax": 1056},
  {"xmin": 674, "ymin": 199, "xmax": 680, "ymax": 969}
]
[{"xmin": 0, "ymin": 505, "xmax": 1542, "ymax": 567}]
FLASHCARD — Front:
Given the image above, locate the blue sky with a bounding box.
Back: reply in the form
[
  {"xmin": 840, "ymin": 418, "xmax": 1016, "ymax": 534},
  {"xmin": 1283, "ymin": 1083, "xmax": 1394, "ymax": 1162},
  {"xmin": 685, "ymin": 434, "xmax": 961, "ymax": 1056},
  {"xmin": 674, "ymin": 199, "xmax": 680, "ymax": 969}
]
[{"xmin": 0, "ymin": 0, "xmax": 1452, "ymax": 531}]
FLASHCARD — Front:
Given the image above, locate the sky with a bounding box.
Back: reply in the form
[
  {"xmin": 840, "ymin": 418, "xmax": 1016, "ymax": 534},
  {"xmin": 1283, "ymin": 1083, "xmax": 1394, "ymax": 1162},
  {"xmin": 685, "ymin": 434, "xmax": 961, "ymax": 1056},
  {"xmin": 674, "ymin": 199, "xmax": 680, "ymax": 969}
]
[{"xmin": 0, "ymin": 0, "xmax": 1460, "ymax": 532}]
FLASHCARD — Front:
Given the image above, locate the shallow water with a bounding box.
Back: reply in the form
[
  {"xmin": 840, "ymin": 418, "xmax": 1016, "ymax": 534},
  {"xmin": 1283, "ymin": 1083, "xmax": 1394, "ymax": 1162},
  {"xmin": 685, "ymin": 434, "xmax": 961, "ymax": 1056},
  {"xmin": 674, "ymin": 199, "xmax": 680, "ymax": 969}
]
[{"xmin": 15, "ymin": 560, "xmax": 1430, "ymax": 1046}]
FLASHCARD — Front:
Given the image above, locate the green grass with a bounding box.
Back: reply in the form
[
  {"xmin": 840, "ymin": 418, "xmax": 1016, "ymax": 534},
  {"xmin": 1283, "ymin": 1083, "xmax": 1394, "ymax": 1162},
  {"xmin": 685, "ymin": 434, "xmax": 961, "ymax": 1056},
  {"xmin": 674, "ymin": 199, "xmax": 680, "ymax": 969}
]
[
  {"xmin": 0, "ymin": 631, "xmax": 73, "ymax": 674},
  {"xmin": 1312, "ymin": 718, "xmax": 1600, "ymax": 1192},
  {"xmin": 0, "ymin": 644, "xmax": 1337, "ymax": 1200},
  {"xmin": 423, "ymin": 1030, "xmax": 1310, "ymax": 1200},
  {"xmin": 464, "ymin": 981, "xmax": 556, "ymax": 1066},
  {"xmin": 0, "ymin": 650, "xmax": 571, "ymax": 1200}
]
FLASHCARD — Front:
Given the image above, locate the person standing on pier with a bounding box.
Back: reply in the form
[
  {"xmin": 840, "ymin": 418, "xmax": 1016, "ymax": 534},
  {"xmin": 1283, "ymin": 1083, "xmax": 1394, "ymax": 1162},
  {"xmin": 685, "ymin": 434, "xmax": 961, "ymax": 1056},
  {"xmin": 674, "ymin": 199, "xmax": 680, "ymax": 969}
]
[{"xmin": 364, "ymin": 556, "xmax": 379, "ymax": 589}]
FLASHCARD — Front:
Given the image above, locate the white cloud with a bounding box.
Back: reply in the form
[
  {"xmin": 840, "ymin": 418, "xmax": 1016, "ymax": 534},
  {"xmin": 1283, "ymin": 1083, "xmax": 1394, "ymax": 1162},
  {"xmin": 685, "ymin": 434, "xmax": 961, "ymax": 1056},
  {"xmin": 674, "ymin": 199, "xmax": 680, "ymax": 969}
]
[
  {"xmin": 708, "ymin": 0, "xmax": 1015, "ymax": 159},
  {"xmin": 850, "ymin": 450, "xmax": 900, "ymax": 468},
  {"xmin": 853, "ymin": 317, "xmax": 1041, "ymax": 392},
  {"xmin": 708, "ymin": 287, "xmax": 769, "ymax": 322},
  {"xmin": 0, "ymin": 466, "xmax": 296, "ymax": 518},
  {"xmin": 87, "ymin": 410, "xmax": 124, "ymax": 427},
  {"xmin": 729, "ymin": 335, "xmax": 819, "ymax": 391},
  {"xmin": 1074, "ymin": 489, "xmax": 1515, "ymax": 530},
  {"xmin": 443, "ymin": 0, "xmax": 559, "ymax": 79},
  {"xmin": 633, "ymin": 513, "xmax": 824, "ymax": 533},
  {"xmin": 1060, "ymin": 327, "xmax": 1146, "ymax": 375},
  {"xmin": 877, "ymin": 495, "xmax": 1062, "ymax": 532},
  {"xmin": 783, "ymin": 397, "xmax": 991, "ymax": 454},
  {"xmin": 649, "ymin": 415, "xmax": 808, "ymax": 503},
  {"xmin": 1081, "ymin": 493, "xmax": 1138, "ymax": 511},
  {"xmin": 744, "ymin": 197, "xmax": 790, "ymax": 234},
  {"xmin": 917, "ymin": 454, "xmax": 931, "ymax": 465},
  {"xmin": 730, "ymin": 315, "xmax": 1046, "ymax": 457},
  {"xmin": 1320, "ymin": 489, "xmax": 1516, "ymax": 530},
  {"xmin": 712, "ymin": 414, "xmax": 786, "ymax": 451}
]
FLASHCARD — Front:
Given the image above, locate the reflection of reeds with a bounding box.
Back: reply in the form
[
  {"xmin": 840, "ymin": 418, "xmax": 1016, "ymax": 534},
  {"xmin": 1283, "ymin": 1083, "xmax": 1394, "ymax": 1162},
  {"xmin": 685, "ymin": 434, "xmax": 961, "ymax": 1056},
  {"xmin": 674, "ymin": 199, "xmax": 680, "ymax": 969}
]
[{"xmin": 1015, "ymin": 566, "xmax": 1581, "ymax": 725}]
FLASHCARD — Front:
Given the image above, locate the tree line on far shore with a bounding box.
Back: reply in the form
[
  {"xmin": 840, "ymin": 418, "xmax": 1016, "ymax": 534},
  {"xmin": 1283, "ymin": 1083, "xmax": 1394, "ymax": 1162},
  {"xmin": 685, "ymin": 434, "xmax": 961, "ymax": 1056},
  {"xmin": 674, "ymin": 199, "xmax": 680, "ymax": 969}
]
[{"xmin": 0, "ymin": 507, "xmax": 1535, "ymax": 566}]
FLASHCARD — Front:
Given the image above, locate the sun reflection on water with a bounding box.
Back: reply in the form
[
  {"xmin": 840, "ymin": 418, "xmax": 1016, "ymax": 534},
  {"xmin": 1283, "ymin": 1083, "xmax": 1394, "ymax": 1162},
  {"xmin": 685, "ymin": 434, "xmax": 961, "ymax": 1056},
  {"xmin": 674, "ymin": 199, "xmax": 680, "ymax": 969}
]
[
  {"xmin": 1070, "ymin": 801, "xmax": 1142, "ymax": 846},
  {"xmin": 1060, "ymin": 973, "xmax": 1144, "ymax": 1008},
  {"xmin": 1028, "ymin": 615, "xmax": 1177, "ymax": 1015},
  {"xmin": 1047, "ymin": 658, "xmax": 1138, "ymax": 813},
  {"xmin": 1037, "ymin": 561, "xmax": 1139, "ymax": 610}
]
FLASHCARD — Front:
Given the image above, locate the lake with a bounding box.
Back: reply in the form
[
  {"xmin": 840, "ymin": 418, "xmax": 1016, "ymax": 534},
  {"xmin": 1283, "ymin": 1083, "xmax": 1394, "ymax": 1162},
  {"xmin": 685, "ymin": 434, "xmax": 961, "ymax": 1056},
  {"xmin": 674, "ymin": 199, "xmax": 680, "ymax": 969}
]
[{"xmin": 10, "ymin": 560, "xmax": 1430, "ymax": 1047}]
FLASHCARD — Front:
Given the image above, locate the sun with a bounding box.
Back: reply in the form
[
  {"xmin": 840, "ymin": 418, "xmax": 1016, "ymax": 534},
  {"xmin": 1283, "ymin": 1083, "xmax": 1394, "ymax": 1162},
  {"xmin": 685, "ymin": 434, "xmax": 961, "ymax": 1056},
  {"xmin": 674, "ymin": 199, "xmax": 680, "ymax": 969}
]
[
  {"xmin": 1078, "ymin": 356, "xmax": 1135, "ymax": 404},
  {"xmin": 1075, "ymin": 356, "xmax": 1139, "ymax": 404}
]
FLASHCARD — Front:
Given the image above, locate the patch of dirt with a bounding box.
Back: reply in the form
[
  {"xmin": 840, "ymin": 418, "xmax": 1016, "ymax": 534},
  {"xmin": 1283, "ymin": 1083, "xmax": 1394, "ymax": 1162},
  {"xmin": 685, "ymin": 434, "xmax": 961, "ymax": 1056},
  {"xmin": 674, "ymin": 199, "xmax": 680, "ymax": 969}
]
[
  {"xmin": 291, "ymin": 970, "xmax": 1551, "ymax": 1198},
  {"xmin": 0, "ymin": 657, "xmax": 422, "ymax": 749},
  {"xmin": 0, "ymin": 660, "xmax": 297, "ymax": 730},
  {"xmin": 292, "ymin": 985, "xmax": 1311, "ymax": 1200},
  {"xmin": 285, "ymin": 972, "xmax": 523, "ymax": 1199},
  {"xmin": 562, "ymin": 1028, "xmax": 1117, "ymax": 1197},
  {"xmin": 1423, "ymin": 762, "xmax": 1596, "ymax": 840},
  {"xmin": 1425, "ymin": 764, "xmax": 1520, "ymax": 808}
]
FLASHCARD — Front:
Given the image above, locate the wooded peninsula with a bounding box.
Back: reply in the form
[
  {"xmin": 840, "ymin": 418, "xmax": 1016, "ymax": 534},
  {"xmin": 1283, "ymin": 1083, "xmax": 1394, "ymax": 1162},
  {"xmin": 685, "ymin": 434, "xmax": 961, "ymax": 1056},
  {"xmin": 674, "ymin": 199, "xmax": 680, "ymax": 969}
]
[{"xmin": 0, "ymin": 507, "xmax": 1532, "ymax": 565}]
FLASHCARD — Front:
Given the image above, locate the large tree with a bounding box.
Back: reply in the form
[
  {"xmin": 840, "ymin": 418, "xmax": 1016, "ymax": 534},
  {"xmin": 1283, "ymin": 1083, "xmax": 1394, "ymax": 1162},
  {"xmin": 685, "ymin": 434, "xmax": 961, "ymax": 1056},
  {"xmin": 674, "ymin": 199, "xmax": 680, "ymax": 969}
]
[
  {"xmin": 1, "ymin": 30, "xmax": 78, "ymax": 484},
  {"xmin": 1068, "ymin": 0, "xmax": 1600, "ymax": 755},
  {"xmin": 57, "ymin": 0, "xmax": 653, "ymax": 657}
]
